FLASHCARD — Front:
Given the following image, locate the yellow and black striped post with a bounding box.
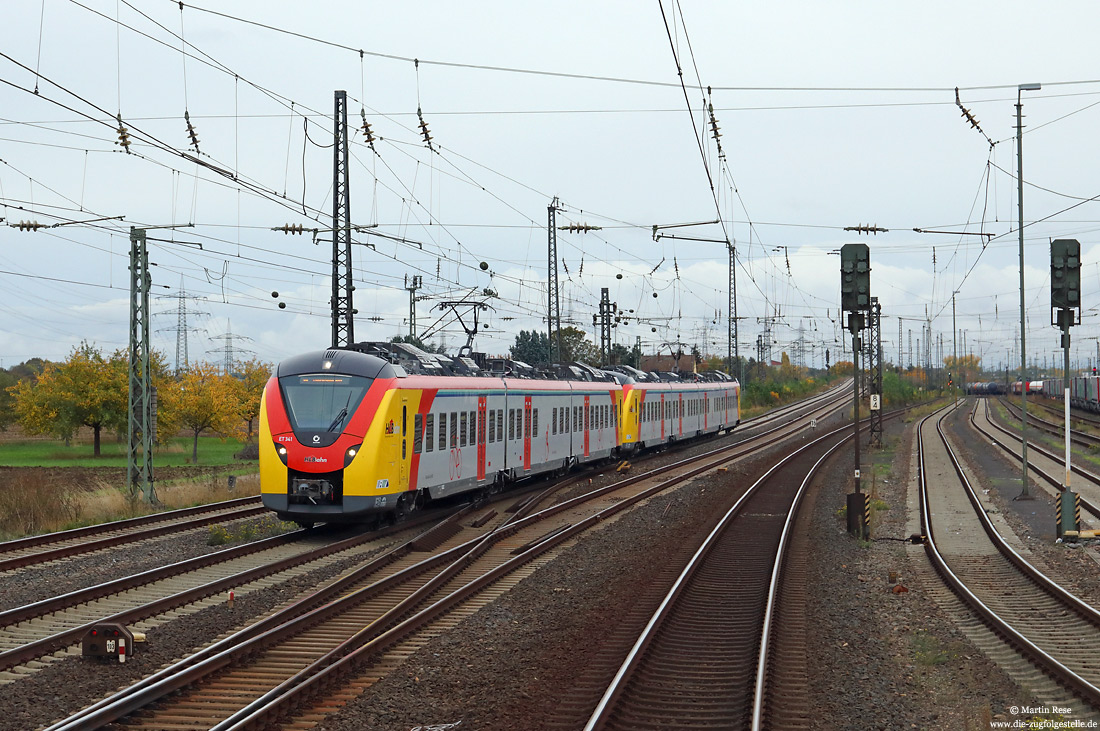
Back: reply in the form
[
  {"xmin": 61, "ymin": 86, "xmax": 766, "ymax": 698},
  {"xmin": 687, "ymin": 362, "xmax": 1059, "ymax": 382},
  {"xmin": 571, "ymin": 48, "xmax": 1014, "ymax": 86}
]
[
  {"xmin": 847, "ymin": 491, "xmax": 870, "ymax": 539},
  {"xmin": 1057, "ymin": 490, "xmax": 1080, "ymax": 539}
]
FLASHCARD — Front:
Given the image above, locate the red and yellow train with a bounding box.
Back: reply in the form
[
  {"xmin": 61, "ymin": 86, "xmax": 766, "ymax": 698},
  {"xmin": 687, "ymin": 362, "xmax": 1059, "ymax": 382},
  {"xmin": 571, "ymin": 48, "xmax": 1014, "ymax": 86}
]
[{"xmin": 260, "ymin": 343, "xmax": 739, "ymax": 527}]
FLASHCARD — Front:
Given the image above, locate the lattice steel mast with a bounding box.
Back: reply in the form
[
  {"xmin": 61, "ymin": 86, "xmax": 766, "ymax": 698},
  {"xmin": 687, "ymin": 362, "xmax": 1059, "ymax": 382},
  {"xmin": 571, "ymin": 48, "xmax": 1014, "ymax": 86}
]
[
  {"xmin": 128, "ymin": 227, "xmax": 155, "ymax": 504},
  {"xmin": 547, "ymin": 197, "xmax": 562, "ymax": 364},
  {"xmin": 331, "ymin": 90, "xmax": 354, "ymax": 347}
]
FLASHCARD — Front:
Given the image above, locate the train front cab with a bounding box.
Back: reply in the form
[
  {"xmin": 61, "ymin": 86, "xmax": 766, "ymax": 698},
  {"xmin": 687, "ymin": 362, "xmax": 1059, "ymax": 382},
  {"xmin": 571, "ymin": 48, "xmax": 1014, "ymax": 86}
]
[{"xmin": 260, "ymin": 351, "xmax": 412, "ymax": 526}]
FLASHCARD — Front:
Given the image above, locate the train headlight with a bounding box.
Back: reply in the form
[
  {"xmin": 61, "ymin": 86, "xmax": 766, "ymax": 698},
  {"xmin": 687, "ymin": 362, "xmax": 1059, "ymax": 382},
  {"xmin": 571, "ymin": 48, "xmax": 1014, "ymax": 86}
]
[
  {"xmin": 274, "ymin": 443, "xmax": 289, "ymax": 466},
  {"xmin": 344, "ymin": 444, "xmax": 363, "ymax": 467}
]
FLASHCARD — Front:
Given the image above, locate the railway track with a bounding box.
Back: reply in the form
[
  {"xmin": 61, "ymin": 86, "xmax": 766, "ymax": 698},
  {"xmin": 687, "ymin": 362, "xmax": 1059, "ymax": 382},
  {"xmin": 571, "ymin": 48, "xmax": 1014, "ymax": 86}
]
[
  {"xmin": 0, "ymin": 496, "xmax": 265, "ymax": 573},
  {"xmin": 918, "ymin": 403, "xmax": 1100, "ymax": 716},
  {"xmin": 0, "ymin": 518, "xmax": 438, "ymax": 680},
  {"xmin": 1026, "ymin": 392, "xmax": 1100, "ymax": 429},
  {"xmin": 0, "ymin": 384, "xmax": 850, "ymax": 692},
  {"xmin": 45, "ymin": 382, "xmax": 851, "ymax": 730},
  {"xmin": 997, "ymin": 396, "xmax": 1100, "ymax": 449},
  {"xmin": 970, "ymin": 398, "xmax": 1100, "ymax": 520},
  {"xmin": 0, "ymin": 380, "xmax": 842, "ymax": 582},
  {"xmin": 581, "ymin": 411, "xmax": 898, "ymax": 731}
]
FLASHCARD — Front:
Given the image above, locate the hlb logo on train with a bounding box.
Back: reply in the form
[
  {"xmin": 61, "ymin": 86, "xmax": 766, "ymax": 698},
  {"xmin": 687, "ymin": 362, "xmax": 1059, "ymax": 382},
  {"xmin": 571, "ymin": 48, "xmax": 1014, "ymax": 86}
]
[{"xmin": 304, "ymin": 456, "xmax": 328, "ymax": 464}]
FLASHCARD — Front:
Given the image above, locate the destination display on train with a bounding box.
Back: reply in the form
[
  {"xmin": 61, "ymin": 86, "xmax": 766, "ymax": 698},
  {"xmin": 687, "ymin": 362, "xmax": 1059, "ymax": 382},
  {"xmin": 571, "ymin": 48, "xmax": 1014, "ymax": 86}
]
[{"xmin": 297, "ymin": 375, "xmax": 351, "ymax": 385}]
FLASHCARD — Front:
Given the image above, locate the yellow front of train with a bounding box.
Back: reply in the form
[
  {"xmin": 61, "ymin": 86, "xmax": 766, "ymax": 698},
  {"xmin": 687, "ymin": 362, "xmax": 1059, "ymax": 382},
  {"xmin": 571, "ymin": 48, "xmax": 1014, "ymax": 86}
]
[{"xmin": 259, "ymin": 348, "xmax": 417, "ymax": 526}]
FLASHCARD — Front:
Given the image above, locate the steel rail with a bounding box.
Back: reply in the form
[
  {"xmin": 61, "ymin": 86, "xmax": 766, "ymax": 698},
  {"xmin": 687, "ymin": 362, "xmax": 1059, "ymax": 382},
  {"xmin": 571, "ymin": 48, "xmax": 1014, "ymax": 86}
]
[
  {"xmin": 749, "ymin": 434, "xmax": 852, "ymax": 730},
  {"xmin": 584, "ymin": 414, "xmax": 886, "ymax": 731},
  {"xmin": 222, "ymin": 412, "xmax": 863, "ymax": 731},
  {"xmin": 971, "ymin": 399, "xmax": 1100, "ymax": 519},
  {"xmin": 17, "ymin": 384, "xmax": 847, "ymax": 683},
  {"xmin": 918, "ymin": 404, "xmax": 1100, "ymax": 709},
  {"xmin": 0, "ymin": 498, "xmax": 265, "ymax": 572},
  {"xmin": 50, "ymin": 384, "xmax": 852, "ymax": 731},
  {"xmin": 0, "ymin": 495, "xmax": 260, "ymax": 555},
  {"xmin": 0, "ymin": 508, "xmax": 452, "ymax": 674},
  {"xmin": 998, "ymin": 396, "xmax": 1100, "ymax": 448}
]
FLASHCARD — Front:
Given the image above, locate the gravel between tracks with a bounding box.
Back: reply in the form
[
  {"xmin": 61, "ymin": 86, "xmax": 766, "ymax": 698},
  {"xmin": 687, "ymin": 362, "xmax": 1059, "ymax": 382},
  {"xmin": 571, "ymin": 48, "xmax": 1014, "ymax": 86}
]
[
  {"xmin": 0, "ymin": 520, "xmax": 257, "ymax": 613},
  {"xmin": 315, "ymin": 405, "xmax": 1059, "ymax": 731},
  {"xmin": 2, "ymin": 409, "xmax": 833, "ymax": 730},
  {"xmin": 1, "ymin": 543, "xmax": 385, "ymax": 731},
  {"xmin": 23, "ymin": 400, "xmax": 1069, "ymax": 731},
  {"xmin": 316, "ymin": 447, "xmax": 785, "ymax": 731}
]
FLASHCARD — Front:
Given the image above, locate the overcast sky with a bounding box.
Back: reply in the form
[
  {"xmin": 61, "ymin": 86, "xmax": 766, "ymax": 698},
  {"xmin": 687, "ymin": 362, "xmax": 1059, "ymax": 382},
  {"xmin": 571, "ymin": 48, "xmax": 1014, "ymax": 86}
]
[{"xmin": 3, "ymin": 1, "xmax": 1100, "ymax": 376}]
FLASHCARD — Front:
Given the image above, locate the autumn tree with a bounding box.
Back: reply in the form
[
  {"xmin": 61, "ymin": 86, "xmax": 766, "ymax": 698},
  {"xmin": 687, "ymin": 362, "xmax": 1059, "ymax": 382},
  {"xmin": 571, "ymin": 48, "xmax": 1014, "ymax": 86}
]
[
  {"xmin": 0, "ymin": 369, "xmax": 17, "ymax": 431},
  {"xmin": 231, "ymin": 358, "xmax": 272, "ymax": 441},
  {"xmin": 831, "ymin": 360, "xmax": 855, "ymax": 376},
  {"xmin": 10, "ymin": 344, "xmax": 127, "ymax": 456},
  {"xmin": 558, "ymin": 326, "xmax": 600, "ymax": 364},
  {"xmin": 0, "ymin": 358, "xmax": 48, "ymax": 430},
  {"xmin": 159, "ymin": 362, "xmax": 242, "ymax": 463}
]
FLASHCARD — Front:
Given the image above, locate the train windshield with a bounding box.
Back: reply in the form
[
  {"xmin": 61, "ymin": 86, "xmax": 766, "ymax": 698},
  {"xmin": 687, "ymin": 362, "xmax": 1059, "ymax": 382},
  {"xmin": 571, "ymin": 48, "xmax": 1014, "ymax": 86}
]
[{"xmin": 279, "ymin": 374, "xmax": 373, "ymax": 432}]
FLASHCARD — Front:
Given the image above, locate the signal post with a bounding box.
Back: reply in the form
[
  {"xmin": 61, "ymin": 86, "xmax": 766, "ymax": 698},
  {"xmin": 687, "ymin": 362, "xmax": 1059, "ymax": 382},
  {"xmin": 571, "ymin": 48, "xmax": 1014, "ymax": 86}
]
[
  {"xmin": 841, "ymin": 243, "xmax": 872, "ymax": 539},
  {"xmin": 1051, "ymin": 239, "xmax": 1081, "ymax": 538}
]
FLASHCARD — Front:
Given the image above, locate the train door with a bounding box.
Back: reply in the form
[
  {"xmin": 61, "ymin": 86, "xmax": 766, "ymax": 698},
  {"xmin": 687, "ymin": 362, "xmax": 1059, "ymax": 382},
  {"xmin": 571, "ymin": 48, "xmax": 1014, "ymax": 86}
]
[
  {"xmin": 660, "ymin": 393, "xmax": 665, "ymax": 440},
  {"xmin": 399, "ymin": 398, "xmax": 409, "ymax": 489},
  {"xmin": 678, "ymin": 393, "xmax": 683, "ymax": 436},
  {"xmin": 704, "ymin": 392, "xmax": 708, "ymax": 430},
  {"xmin": 523, "ymin": 395, "xmax": 532, "ymax": 471},
  {"xmin": 583, "ymin": 395, "xmax": 590, "ymax": 457},
  {"xmin": 477, "ymin": 396, "xmax": 487, "ymax": 481}
]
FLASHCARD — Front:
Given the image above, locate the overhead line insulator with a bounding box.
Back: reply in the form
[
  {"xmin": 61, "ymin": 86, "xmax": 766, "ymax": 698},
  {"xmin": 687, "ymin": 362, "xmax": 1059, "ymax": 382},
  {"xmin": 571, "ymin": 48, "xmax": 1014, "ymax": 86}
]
[
  {"xmin": 272, "ymin": 224, "xmax": 305, "ymax": 235},
  {"xmin": 360, "ymin": 109, "xmax": 377, "ymax": 153},
  {"xmin": 184, "ymin": 110, "xmax": 201, "ymax": 153},
  {"xmin": 558, "ymin": 223, "xmax": 603, "ymax": 233},
  {"xmin": 417, "ymin": 106, "xmax": 434, "ymax": 151},
  {"xmin": 116, "ymin": 113, "xmax": 132, "ymax": 153},
  {"xmin": 10, "ymin": 220, "xmax": 45, "ymax": 231}
]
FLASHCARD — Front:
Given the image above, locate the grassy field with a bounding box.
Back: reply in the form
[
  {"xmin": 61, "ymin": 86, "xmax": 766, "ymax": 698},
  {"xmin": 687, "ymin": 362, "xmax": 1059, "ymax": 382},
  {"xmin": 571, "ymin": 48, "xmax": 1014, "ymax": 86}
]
[{"xmin": 0, "ymin": 435, "xmax": 252, "ymax": 467}]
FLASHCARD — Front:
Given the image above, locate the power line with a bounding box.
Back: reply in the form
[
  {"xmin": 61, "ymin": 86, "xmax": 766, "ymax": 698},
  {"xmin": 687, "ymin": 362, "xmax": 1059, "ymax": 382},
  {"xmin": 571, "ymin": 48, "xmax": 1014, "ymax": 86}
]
[{"xmin": 167, "ymin": 2, "xmax": 1100, "ymax": 95}]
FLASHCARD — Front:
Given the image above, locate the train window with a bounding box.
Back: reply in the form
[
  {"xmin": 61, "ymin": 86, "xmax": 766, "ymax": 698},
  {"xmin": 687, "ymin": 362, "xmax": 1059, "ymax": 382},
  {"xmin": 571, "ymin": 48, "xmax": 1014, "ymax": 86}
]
[
  {"xmin": 603, "ymin": 404, "xmax": 608, "ymax": 428},
  {"xmin": 439, "ymin": 413, "xmax": 447, "ymax": 450},
  {"xmin": 460, "ymin": 412, "xmax": 468, "ymax": 447},
  {"xmin": 413, "ymin": 414, "xmax": 423, "ymax": 454},
  {"xmin": 469, "ymin": 411, "xmax": 476, "ymax": 446},
  {"xmin": 533, "ymin": 408, "xmax": 539, "ymax": 438},
  {"xmin": 450, "ymin": 412, "xmax": 458, "ymax": 448},
  {"xmin": 551, "ymin": 407, "xmax": 557, "ymax": 435},
  {"xmin": 509, "ymin": 409, "xmax": 515, "ymax": 441},
  {"xmin": 488, "ymin": 410, "xmax": 496, "ymax": 443},
  {"xmin": 497, "ymin": 410, "xmax": 503, "ymax": 442},
  {"xmin": 278, "ymin": 374, "xmax": 372, "ymax": 432},
  {"xmin": 426, "ymin": 414, "xmax": 435, "ymax": 452}
]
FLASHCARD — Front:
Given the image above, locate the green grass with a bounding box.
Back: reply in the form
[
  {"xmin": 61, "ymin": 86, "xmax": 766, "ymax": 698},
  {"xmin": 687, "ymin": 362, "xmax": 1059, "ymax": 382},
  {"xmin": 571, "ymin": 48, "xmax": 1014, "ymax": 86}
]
[
  {"xmin": 0, "ymin": 435, "xmax": 253, "ymax": 467},
  {"xmin": 911, "ymin": 630, "xmax": 950, "ymax": 666},
  {"xmin": 207, "ymin": 514, "xmax": 296, "ymax": 546}
]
